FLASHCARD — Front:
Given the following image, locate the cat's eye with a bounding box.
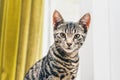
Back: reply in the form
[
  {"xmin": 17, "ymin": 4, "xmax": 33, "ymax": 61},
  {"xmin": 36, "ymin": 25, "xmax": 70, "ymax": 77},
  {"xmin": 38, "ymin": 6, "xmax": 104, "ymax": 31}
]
[
  {"xmin": 60, "ymin": 33, "xmax": 66, "ymax": 38},
  {"xmin": 74, "ymin": 34, "xmax": 80, "ymax": 39}
]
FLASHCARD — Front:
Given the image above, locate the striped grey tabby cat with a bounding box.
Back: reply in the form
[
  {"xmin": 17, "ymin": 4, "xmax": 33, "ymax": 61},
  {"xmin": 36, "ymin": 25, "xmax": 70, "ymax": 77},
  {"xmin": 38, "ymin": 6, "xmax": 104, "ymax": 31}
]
[{"xmin": 24, "ymin": 10, "xmax": 91, "ymax": 80}]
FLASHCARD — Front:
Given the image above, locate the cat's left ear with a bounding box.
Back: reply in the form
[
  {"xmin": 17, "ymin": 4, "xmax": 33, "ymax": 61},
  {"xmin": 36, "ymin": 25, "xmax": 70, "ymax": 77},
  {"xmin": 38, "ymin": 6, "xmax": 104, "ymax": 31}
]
[{"xmin": 79, "ymin": 13, "xmax": 91, "ymax": 30}]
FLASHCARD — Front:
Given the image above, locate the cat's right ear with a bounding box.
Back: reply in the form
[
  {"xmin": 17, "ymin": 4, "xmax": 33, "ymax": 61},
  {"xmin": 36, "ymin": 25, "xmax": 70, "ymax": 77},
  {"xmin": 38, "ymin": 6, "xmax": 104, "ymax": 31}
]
[{"xmin": 53, "ymin": 10, "xmax": 64, "ymax": 29}]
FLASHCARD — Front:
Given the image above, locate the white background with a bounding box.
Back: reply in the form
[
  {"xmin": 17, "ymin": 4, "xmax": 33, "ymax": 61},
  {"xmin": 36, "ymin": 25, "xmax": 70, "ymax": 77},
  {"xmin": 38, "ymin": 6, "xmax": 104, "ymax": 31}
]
[
  {"xmin": 93, "ymin": 0, "xmax": 120, "ymax": 80},
  {"xmin": 109, "ymin": 0, "xmax": 120, "ymax": 80},
  {"xmin": 42, "ymin": 0, "xmax": 120, "ymax": 80}
]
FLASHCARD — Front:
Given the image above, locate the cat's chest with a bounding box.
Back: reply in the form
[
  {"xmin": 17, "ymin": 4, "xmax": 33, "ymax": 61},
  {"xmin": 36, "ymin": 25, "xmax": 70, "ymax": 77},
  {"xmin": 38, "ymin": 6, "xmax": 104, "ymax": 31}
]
[
  {"xmin": 46, "ymin": 73, "xmax": 76, "ymax": 80},
  {"xmin": 60, "ymin": 73, "xmax": 76, "ymax": 80},
  {"xmin": 45, "ymin": 64, "xmax": 77, "ymax": 80},
  {"xmin": 51, "ymin": 66, "xmax": 77, "ymax": 80}
]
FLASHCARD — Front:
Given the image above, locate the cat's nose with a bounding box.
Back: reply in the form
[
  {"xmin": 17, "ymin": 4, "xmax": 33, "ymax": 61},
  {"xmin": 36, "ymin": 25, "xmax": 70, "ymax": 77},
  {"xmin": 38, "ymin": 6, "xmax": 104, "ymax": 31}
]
[{"xmin": 67, "ymin": 43, "xmax": 72, "ymax": 47}]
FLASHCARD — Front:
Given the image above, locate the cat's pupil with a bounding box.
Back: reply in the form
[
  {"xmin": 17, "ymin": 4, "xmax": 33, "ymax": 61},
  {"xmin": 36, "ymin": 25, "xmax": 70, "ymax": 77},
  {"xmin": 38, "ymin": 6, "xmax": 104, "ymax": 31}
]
[
  {"xmin": 60, "ymin": 33, "xmax": 66, "ymax": 38},
  {"xmin": 74, "ymin": 34, "xmax": 80, "ymax": 39}
]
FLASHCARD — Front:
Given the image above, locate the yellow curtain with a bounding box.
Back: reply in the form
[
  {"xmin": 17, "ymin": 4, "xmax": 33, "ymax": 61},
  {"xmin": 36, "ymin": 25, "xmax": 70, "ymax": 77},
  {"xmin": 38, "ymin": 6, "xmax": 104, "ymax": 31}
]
[{"xmin": 0, "ymin": 0, "xmax": 44, "ymax": 80}]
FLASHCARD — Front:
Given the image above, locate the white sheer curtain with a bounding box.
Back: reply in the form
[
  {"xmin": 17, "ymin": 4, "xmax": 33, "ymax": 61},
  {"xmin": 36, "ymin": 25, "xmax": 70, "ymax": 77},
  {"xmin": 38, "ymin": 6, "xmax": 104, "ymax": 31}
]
[{"xmin": 93, "ymin": 0, "xmax": 120, "ymax": 80}]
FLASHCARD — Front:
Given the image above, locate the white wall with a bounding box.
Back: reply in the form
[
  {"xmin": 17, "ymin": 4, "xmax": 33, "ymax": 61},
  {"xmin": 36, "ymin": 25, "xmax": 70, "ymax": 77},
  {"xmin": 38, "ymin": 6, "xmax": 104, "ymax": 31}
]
[
  {"xmin": 92, "ymin": 0, "xmax": 110, "ymax": 80},
  {"xmin": 93, "ymin": 0, "xmax": 120, "ymax": 80},
  {"xmin": 109, "ymin": 0, "xmax": 120, "ymax": 80}
]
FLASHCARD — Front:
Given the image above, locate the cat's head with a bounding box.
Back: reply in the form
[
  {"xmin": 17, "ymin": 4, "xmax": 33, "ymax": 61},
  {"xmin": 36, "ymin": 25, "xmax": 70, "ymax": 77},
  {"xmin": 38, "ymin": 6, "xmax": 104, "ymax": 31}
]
[{"xmin": 53, "ymin": 10, "xmax": 91, "ymax": 54}]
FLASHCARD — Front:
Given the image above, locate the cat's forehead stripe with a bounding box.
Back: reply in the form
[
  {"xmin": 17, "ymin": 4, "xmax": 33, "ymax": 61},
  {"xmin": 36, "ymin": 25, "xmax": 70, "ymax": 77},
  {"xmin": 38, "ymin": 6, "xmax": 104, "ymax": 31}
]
[
  {"xmin": 56, "ymin": 22, "xmax": 84, "ymax": 34},
  {"xmin": 65, "ymin": 22, "xmax": 76, "ymax": 33},
  {"xmin": 67, "ymin": 22, "xmax": 74, "ymax": 28}
]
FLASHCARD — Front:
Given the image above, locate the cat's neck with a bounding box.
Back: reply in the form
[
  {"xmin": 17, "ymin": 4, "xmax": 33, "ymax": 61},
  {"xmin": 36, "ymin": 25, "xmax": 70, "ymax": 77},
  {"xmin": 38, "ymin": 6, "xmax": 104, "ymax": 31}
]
[{"xmin": 48, "ymin": 44, "xmax": 79, "ymax": 77}]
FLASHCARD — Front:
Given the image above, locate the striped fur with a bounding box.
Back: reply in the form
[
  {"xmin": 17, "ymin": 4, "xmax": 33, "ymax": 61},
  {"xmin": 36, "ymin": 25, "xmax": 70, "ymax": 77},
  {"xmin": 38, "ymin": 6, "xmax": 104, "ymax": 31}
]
[
  {"xmin": 24, "ymin": 10, "xmax": 90, "ymax": 80},
  {"xmin": 25, "ymin": 45, "xmax": 79, "ymax": 80}
]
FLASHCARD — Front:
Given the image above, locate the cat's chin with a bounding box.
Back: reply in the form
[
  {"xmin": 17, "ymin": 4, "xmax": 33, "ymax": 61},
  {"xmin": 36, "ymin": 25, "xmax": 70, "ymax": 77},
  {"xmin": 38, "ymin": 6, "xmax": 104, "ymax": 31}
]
[
  {"xmin": 57, "ymin": 45, "xmax": 77, "ymax": 54},
  {"xmin": 63, "ymin": 48, "xmax": 79, "ymax": 57},
  {"xmin": 63, "ymin": 48, "xmax": 75, "ymax": 53}
]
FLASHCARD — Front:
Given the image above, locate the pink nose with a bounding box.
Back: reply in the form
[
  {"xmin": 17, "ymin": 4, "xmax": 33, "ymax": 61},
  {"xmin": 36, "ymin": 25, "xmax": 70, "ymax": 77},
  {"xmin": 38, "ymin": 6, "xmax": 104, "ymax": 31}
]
[{"xmin": 67, "ymin": 43, "xmax": 72, "ymax": 47}]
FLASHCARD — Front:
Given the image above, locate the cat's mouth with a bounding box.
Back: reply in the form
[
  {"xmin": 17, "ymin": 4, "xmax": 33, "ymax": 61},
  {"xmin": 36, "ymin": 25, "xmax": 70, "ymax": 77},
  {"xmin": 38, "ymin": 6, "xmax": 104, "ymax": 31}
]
[
  {"xmin": 67, "ymin": 47, "xmax": 71, "ymax": 49},
  {"xmin": 61, "ymin": 45, "xmax": 75, "ymax": 53},
  {"xmin": 64, "ymin": 47, "xmax": 75, "ymax": 53}
]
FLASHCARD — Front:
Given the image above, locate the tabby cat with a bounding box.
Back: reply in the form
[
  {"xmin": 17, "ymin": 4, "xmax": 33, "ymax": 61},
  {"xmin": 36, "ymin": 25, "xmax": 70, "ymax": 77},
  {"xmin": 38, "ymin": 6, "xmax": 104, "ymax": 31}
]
[{"xmin": 24, "ymin": 10, "xmax": 91, "ymax": 80}]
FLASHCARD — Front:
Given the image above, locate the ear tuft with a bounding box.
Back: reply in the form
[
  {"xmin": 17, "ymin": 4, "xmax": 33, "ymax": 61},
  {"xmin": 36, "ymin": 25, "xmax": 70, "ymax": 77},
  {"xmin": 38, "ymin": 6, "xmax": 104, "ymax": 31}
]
[
  {"xmin": 79, "ymin": 13, "xmax": 91, "ymax": 30},
  {"xmin": 53, "ymin": 10, "xmax": 64, "ymax": 29}
]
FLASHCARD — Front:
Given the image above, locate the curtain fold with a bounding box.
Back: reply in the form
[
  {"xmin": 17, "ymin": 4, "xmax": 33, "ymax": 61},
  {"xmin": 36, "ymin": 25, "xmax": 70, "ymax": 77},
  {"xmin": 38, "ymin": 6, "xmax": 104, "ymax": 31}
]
[
  {"xmin": 0, "ymin": 0, "xmax": 4, "ymax": 79},
  {"xmin": 25, "ymin": 0, "xmax": 44, "ymax": 73},
  {"xmin": 0, "ymin": 0, "xmax": 21, "ymax": 80},
  {"xmin": 15, "ymin": 0, "xmax": 32, "ymax": 80},
  {"xmin": 0, "ymin": 0, "xmax": 44, "ymax": 80}
]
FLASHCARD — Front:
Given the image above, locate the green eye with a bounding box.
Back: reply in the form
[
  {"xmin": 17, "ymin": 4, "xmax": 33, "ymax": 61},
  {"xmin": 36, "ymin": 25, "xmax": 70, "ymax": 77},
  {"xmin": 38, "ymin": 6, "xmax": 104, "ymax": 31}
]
[
  {"xmin": 74, "ymin": 34, "xmax": 80, "ymax": 39},
  {"xmin": 60, "ymin": 33, "xmax": 66, "ymax": 38}
]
